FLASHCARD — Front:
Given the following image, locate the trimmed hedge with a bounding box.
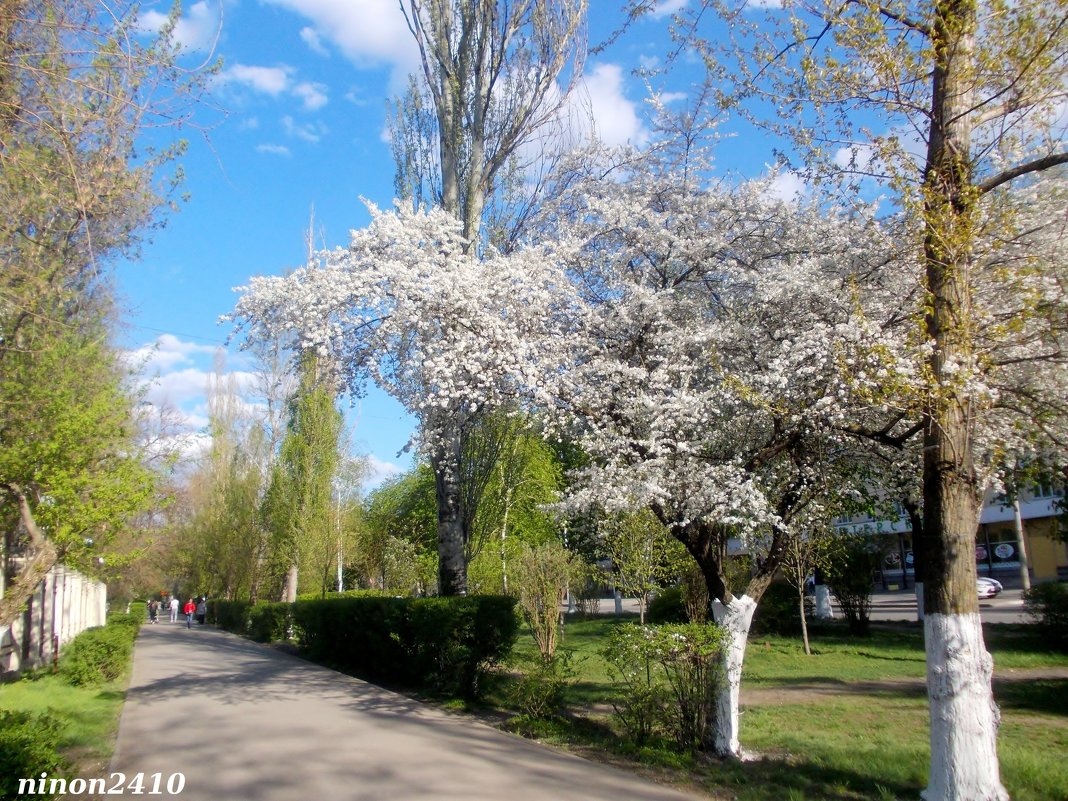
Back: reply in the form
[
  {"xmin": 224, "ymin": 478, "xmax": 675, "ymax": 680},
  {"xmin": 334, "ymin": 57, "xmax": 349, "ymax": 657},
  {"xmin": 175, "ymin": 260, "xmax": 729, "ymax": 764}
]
[
  {"xmin": 208, "ymin": 600, "xmax": 252, "ymax": 634},
  {"xmin": 248, "ymin": 603, "xmax": 291, "ymax": 643},
  {"xmin": 0, "ymin": 710, "xmax": 67, "ymax": 800},
  {"xmin": 60, "ymin": 624, "xmax": 138, "ymax": 687},
  {"xmin": 292, "ymin": 595, "xmax": 519, "ymax": 698}
]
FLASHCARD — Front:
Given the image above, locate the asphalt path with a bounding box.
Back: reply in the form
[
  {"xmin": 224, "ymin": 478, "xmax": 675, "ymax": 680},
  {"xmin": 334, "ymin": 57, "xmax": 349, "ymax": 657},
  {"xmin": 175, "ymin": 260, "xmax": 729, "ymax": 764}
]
[{"xmin": 109, "ymin": 623, "xmax": 702, "ymax": 801}]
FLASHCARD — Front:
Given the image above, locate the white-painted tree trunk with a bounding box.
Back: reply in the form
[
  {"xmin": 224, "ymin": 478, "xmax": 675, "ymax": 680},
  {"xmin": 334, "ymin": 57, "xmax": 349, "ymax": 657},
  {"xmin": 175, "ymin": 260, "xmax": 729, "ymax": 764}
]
[
  {"xmin": 814, "ymin": 584, "xmax": 835, "ymax": 619},
  {"xmin": 915, "ymin": 582, "xmax": 925, "ymax": 622},
  {"xmin": 710, "ymin": 594, "xmax": 758, "ymax": 758},
  {"xmin": 922, "ymin": 613, "xmax": 1008, "ymax": 801}
]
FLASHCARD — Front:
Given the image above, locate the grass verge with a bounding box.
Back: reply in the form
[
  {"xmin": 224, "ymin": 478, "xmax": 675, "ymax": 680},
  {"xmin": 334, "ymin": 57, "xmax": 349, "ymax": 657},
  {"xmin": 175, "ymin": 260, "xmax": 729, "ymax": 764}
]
[{"xmin": 477, "ymin": 615, "xmax": 1068, "ymax": 801}]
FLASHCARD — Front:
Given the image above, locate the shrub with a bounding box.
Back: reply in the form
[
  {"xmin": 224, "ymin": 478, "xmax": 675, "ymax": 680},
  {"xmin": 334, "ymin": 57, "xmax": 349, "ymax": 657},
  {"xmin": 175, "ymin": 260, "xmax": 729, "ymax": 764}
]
[
  {"xmin": 824, "ymin": 536, "xmax": 883, "ymax": 636},
  {"xmin": 647, "ymin": 586, "xmax": 686, "ymax": 624},
  {"xmin": 601, "ymin": 626, "xmax": 668, "ymax": 745},
  {"xmin": 208, "ymin": 600, "xmax": 252, "ymax": 634},
  {"xmin": 247, "ymin": 603, "xmax": 291, "ymax": 643},
  {"xmin": 127, "ymin": 600, "xmax": 146, "ymax": 620},
  {"xmin": 0, "ymin": 710, "xmax": 67, "ymax": 800},
  {"xmin": 60, "ymin": 624, "xmax": 137, "ymax": 686},
  {"xmin": 292, "ymin": 595, "xmax": 518, "ymax": 699},
  {"xmin": 751, "ymin": 581, "xmax": 813, "ymax": 636},
  {"xmin": 106, "ymin": 611, "xmax": 143, "ymax": 629},
  {"xmin": 511, "ymin": 541, "xmax": 575, "ymax": 661},
  {"xmin": 1024, "ymin": 582, "xmax": 1068, "ymax": 649},
  {"xmin": 601, "ymin": 623, "xmax": 725, "ymax": 751},
  {"xmin": 508, "ymin": 652, "xmax": 575, "ymax": 719}
]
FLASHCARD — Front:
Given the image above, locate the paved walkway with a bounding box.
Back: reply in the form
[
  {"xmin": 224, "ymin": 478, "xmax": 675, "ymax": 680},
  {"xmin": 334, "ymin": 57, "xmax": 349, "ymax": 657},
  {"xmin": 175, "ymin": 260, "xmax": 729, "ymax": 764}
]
[{"xmin": 110, "ymin": 623, "xmax": 702, "ymax": 801}]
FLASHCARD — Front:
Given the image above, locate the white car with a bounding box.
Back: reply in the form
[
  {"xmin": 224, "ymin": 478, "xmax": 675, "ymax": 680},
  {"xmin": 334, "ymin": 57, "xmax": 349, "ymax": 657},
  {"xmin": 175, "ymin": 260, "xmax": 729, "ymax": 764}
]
[{"xmin": 977, "ymin": 577, "xmax": 1003, "ymax": 599}]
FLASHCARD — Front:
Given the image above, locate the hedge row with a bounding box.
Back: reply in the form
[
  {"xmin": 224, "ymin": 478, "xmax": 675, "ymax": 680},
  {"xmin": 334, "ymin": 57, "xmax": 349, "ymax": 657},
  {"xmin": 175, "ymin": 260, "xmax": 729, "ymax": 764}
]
[
  {"xmin": 60, "ymin": 620, "xmax": 139, "ymax": 687},
  {"xmin": 293, "ymin": 595, "xmax": 518, "ymax": 699}
]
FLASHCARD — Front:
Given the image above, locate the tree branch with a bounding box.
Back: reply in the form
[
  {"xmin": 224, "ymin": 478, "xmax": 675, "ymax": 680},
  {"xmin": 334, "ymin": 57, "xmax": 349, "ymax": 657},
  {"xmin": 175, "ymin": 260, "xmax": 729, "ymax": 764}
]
[{"xmin": 978, "ymin": 153, "xmax": 1068, "ymax": 195}]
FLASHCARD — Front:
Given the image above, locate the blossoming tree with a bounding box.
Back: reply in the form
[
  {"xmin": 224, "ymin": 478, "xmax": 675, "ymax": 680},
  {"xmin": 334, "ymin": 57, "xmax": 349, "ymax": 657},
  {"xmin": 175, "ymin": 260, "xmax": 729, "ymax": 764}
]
[
  {"xmin": 228, "ymin": 204, "xmax": 576, "ymax": 595},
  {"xmin": 540, "ymin": 158, "xmax": 917, "ymax": 756}
]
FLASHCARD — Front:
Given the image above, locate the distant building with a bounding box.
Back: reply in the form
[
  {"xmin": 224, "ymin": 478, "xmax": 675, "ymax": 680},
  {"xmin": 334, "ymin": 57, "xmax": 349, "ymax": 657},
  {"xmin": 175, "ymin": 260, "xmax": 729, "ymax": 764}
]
[{"xmin": 833, "ymin": 484, "xmax": 1066, "ymax": 584}]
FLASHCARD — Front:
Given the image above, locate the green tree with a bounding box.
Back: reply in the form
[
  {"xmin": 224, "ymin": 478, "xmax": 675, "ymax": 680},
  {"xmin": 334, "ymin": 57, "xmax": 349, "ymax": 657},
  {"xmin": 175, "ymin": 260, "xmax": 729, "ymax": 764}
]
[
  {"xmin": 262, "ymin": 356, "xmax": 344, "ymax": 601},
  {"xmin": 0, "ymin": 0, "xmax": 206, "ymax": 623},
  {"xmin": 601, "ymin": 509, "xmax": 688, "ymax": 624}
]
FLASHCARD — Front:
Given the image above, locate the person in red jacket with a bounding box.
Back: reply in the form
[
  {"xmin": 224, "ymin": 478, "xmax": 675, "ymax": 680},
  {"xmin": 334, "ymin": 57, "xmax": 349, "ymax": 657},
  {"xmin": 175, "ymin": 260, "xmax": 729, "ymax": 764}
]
[{"xmin": 183, "ymin": 598, "xmax": 196, "ymax": 629}]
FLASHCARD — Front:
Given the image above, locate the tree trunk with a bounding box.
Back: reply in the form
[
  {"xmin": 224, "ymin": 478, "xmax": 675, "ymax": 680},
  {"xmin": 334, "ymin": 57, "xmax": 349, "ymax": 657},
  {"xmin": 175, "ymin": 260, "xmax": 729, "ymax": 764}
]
[
  {"xmin": 0, "ymin": 485, "xmax": 59, "ymax": 629},
  {"xmin": 798, "ymin": 584, "xmax": 811, "ymax": 656},
  {"xmin": 1012, "ymin": 498, "xmax": 1031, "ymax": 592},
  {"xmin": 431, "ymin": 426, "xmax": 467, "ymax": 595},
  {"xmin": 709, "ymin": 594, "xmax": 757, "ymax": 757},
  {"xmin": 283, "ymin": 564, "xmax": 299, "ymax": 603},
  {"xmin": 920, "ymin": 1, "xmax": 1008, "ymax": 796}
]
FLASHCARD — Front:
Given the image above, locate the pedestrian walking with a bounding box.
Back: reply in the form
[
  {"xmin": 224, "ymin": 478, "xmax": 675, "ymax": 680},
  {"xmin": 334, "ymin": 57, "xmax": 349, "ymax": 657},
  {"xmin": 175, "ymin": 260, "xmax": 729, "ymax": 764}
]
[
  {"xmin": 196, "ymin": 597, "xmax": 207, "ymax": 625},
  {"xmin": 148, "ymin": 599, "xmax": 159, "ymax": 624},
  {"xmin": 169, "ymin": 596, "xmax": 179, "ymax": 623},
  {"xmin": 183, "ymin": 598, "xmax": 196, "ymax": 629}
]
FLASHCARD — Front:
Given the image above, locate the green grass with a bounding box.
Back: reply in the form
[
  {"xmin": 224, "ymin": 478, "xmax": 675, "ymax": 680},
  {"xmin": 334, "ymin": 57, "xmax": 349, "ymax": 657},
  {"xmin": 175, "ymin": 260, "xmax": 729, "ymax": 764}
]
[
  {"xmin": 0, "ymin": 666, "xmax": 129, "ymax": 778},
  {"xmin": 487, "ymin": 615, "xmax": 1068, "ymax": 801}
]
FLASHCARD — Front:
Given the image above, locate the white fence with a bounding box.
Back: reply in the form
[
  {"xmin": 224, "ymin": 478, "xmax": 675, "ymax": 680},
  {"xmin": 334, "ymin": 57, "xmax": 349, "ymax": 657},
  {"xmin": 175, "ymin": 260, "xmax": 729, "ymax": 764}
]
[{"xmin": 0, "ymin": 565, "xmax": 107, "ymax": 678}]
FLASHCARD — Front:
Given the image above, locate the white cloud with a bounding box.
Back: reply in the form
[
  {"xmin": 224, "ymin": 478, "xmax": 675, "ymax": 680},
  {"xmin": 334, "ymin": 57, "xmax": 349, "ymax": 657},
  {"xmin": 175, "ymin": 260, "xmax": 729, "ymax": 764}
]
[
  {"xmin": 126, "ymin": 334, "xmax": 217, "ymax": 373},
  {"xmin": 282, "ymin": 116, "xmax": 325, "ymax": 143},
  {"xmin": 293, "ymin": 81, "xmax": 329, "ymax": 111},
  {"xmin": 257, "ymin": 143, "xmax": 293, "ymax": 156},
  {"xmin": 220, "ymin": 64, "xmax": 294, "ymax": 96},
  {"xmin": 649, "ymin": 0, "xmax": 689, "ymax": 18},
  {"xmin": 363, "ymin": 454, "xmax": 403, "ymax": 490},
  {"xmin": 763, "ymin": 169, "xmax": 809, "ymax": 204},
  {"xmin": 580, "ymin": 63, "xmax": 649, "ymax": 147},
  {"xmin": 137, "ymin": 0, "xmax": 221, "ymax": 52},
  {"xmin": 300, "ymin": 26, "xmax": 330, "ymax": 56},
  {"xmin": 264, "ymin": 0, "xmax": 419, "ymax": 70}
]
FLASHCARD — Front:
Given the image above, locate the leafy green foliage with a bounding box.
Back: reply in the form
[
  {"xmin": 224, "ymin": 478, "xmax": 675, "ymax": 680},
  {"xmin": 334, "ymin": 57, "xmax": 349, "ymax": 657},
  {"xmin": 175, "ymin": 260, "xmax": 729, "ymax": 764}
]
[
  {"xmin": 59, "ymin": 624, "xmax": 137, "ymax": 687},
  {"xmin": 0, "ymin": 710, "xmax": 67, "ymax": 800},
  {"xmin": 751, "ymin": 582, "xmax": 813, "ymax": 636},
  {"xmin": 601, "ymin": 623, "xmax": 725, "ymax": 751},
  {"xmin": 292, "ymin": 595, "xmax": 519, "ymax": 698},
  {"xmin": 1024, "ymin": 583, "xmax": 1068, "ymax": 650},
  {"xmin": 508, "ymin": 652, "xmax": 576, "ymax": 719},
  {"xmin": 247, "ymin": 602, "xmax": 292, "ymax": 643},
  {"xmin": 823, "ymin": 535, "xmax": 884, "ymax": 636},
  {"xmin": 647, "ymin": 587, "xmax": 686, "ymax": 624},
  {"xmin": 208, "ymin": 600, "xmax": 252, "ymax": 634}
]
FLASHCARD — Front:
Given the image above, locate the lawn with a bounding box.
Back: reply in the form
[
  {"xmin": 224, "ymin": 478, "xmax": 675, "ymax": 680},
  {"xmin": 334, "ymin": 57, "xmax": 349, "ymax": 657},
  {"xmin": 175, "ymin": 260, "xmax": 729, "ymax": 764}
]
[
  {"xmin": 489, "ymin": 615, "xmax": 1068, "ymax": 801},
  {"xmin": 0, "ymin": 651, "xmax": 134, "ymax": 789}
]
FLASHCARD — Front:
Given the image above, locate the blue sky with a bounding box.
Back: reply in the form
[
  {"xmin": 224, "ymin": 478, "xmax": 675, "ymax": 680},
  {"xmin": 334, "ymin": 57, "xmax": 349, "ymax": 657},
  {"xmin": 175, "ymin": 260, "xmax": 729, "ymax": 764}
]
[{"xmin": 119, "ymin": 0, "xmax": 797, "ymax": 488}]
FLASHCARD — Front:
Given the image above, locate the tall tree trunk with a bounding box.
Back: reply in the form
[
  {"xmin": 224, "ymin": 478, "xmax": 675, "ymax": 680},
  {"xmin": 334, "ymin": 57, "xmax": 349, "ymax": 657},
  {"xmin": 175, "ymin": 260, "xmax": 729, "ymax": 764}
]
[
  {"xmin": 0, "ymin": 485, "xmax": 58, "ymax": 629},
  {"xmin": 431, "ymin": 426, "xmax": 467, "ymax": 595},
  {"xmin": 920, "ymin": 2, "xmax": 1007, "ymax": 797}
]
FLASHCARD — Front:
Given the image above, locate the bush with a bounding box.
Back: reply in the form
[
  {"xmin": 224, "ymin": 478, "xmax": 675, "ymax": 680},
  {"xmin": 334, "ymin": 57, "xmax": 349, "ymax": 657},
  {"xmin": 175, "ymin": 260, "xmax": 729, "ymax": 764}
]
[
  {"xmin": 508, "ymin": 653, "xmax": 575, "ymax": 719},
  {"xmin": 0, "ymin": 710, "xmax": 67, "ymax": 800},
  {"xmin": 824, "ymin": 536, "xmax": 883, "ymax": 636},
  {"xmin": 292, "ymin": 595, "xmax": 519, "ymax": 699},
  {"xmin": 647, "ymin": 586, "xmax": 686, "ymax": 624},
  {"xmin": 751, "ymin": 581, "xmax": 813, "ymax": 636},
  {"xmin": 601, "ymin": 622, "xmax": 725, "ymax": 751},
  {"xmin": 1024, "ymin": 582, "xmax": 1068, "ymax": 649},
  {"xmin": 247, "ymin": 603, "xmax": 291, "ymax": 643},
  {"xmin": 60, "ymin": 624, "xmax": 137, "ymax": 687},
  {"xmin": 106, "ymin": 611, "xmax": 143, "ymax": 629},
  {"xmin": 127, "ymin": 600, "xmax": 146, "ymax": 620},
  {"xmin": 208, "ymin": 600, "xmax": 252, "ymax": 634}
]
